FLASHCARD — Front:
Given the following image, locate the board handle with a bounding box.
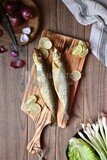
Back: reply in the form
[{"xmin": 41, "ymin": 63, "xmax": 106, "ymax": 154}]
[{"xmin": 24, "ymin": 105, "xmax": 51, "ymax": 154}]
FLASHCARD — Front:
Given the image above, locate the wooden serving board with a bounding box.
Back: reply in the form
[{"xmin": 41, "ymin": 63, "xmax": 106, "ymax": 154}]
[
  {"xmin": 21, "ymin": 30, "xmax": 89, "ymax": 155},
  {"xmin": 0, "ymin": 0, "xmax": 40, "ymax": 46}
]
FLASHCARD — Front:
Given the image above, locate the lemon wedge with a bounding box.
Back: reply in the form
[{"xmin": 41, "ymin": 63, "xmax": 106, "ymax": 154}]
[
  {"xmin": 26, "ymin": 95, "xmax": 37, "ymax": 104},
  {"xmin": 31, "ymin": 103, "xmax": 41, "ymax": 114},
  {"xmin": 23, "ymin": 103, "xmax": 32, "ymax": 112},
  {"xmin": 70, "ymin": 70, "xmax": 81, "ymax": 81},
  {"xmin": 72, "ymin": 40, "xmax": 88, "ymax": 58},
  {"xmin": 39, "ymin": 37, "xmax": 52, "ymax": 50},
  {"xmin": 78, "ymin": 48, "xmax": 89, "ymax": 57},
  {"xmin": 23, "ymin": 95, "xmax": 38, "ymax": 112},
  {"xmin": 72, "ymin": 44, "xmax": 83, "ymax": 55},
  {"xmin": 78, "ymin": 40, "xmax": 87, "ymax": 52}
]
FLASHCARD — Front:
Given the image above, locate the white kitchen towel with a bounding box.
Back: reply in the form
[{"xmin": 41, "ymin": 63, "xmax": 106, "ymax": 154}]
[{"xmin": 62, "ymin": 0, "xmax": 107, "ymax": 67}]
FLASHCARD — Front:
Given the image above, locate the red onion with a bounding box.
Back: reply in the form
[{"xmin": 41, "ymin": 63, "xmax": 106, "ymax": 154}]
[
  {"xmin": 0, "ymin": 45, "xmax": 7, "ymax": 53},
  {"xmin": 0, "ymin": 29, "xmax": 3, "ymax": 37},
  {"xmin": 10, "ymin": 50, "xmax": 18, "ymax": 57},
  {"xmin": 9, "ymin": 14, "xmax": 24, "ymax": 27},
  {"xmin": 4, "ymin": 1, "xmax": 20, "ymax": 15},
  {"xmin": 10, "ymin": 60, "xmax": 25, "ymax": 68},
  {"xmin": 20, "ymin": 5, "xmax": 33, "ymax": 20}
]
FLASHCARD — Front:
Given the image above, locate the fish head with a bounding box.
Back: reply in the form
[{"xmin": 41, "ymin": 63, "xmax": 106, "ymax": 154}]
[
  {"xmin": 51, "ymin": 48, "xmax": 61, "ymax": 62},
  {"xmin": 33, "ymin": 48, "xmax": 43, "ymax": 64}
]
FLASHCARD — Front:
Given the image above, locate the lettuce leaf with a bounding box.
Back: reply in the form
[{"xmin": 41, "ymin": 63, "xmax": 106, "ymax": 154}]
[{"xmin": 67, "ymin": 138, "xmax": 100, "ymax": 160}]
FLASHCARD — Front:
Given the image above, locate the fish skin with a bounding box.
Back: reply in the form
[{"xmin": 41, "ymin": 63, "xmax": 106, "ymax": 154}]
[
  {"xmin": 32, "ymin": 48, "xmax": 56, "ymax": 123},
  {"xmin": 52, "ymin": 48, "xmax": 69, "ymax": 121}
]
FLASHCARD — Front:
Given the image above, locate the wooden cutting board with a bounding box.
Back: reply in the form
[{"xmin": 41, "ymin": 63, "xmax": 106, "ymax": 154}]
[{"xmin": 21, "ymin": 30, "xmax": 89, "ymax": 155}]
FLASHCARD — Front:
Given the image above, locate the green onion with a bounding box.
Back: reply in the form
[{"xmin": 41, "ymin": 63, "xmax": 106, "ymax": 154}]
[{"xmin": 78, "ymin": 113, "xmax": 107, "ymax": 160}]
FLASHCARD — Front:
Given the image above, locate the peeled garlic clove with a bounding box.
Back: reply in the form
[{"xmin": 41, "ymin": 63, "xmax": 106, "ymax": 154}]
[
  {"xmin": 22, "ymin": 27, "xmax": 31, "ymax": 35},
  {"xmin": 20, "ymin": 34, "xmax": 29, "ymax": 43}
]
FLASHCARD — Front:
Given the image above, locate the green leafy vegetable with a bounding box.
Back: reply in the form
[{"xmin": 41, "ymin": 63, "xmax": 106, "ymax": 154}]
[
  {"xmin": 67, "ymin": 138, "xmax": 99, "ymax": 160},
  {"xmin": 78, "ymin": 114, "xmax": 107, "ymax": 160}
]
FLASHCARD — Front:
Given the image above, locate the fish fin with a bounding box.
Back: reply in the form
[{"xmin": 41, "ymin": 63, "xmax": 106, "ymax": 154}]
[
  {"xmin": 53, "ymin": 62, "xmax": 59, "ymax": 68},
  {"xmin": 54, "ymin": 80, "xmax": 60, "ymax": 94}
]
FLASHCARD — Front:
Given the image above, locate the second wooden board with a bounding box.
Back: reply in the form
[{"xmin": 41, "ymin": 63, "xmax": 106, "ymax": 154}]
[
  {"xmin": 21, "ymin": 30, "xmax": 89, "ymax": 154},
  {"xmin": 0, "ymin": 0, "xmax": 40, "ymax": 45}
]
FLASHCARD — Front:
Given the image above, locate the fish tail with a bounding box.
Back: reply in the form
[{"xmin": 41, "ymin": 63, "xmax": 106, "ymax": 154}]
[
  {"xmin": 63, "ymin": 112, "xmax": 69, "ymax": 122},
  {"xmin": 51, "ymin": 112, "xmax": 56, "ymax": 124}
]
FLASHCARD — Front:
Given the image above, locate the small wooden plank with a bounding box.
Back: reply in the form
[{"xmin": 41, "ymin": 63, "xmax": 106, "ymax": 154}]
[
  {"xmin": 0, "ymin": 0, "xmax": 40, "ymax": 46},
  {"xmin": 21, "ymin": 30, "xmax": 89, "ymax": 155}
]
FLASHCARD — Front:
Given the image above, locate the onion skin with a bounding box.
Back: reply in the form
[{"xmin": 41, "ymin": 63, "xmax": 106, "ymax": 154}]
[
  {"xmin": 10, "ymin": 51, "xmax": 18, "ymax": 57},
  {"xmin": 9, "ymin": 14, "xmax": 24, "ymax": 27},
  {"xmin": 4, "ymin": 1, "xmax": 20, "ymax": 15},
  {"xmin": 20, "ymin": 5, "xmax": 33, "ymax": 20},
  {"xmin": 10, "ymin": 60, "xmax": 25, "ymax": 68},
  {"xmin": 0, "ymin": 46, "xmax": 7, "ymax": 53}
]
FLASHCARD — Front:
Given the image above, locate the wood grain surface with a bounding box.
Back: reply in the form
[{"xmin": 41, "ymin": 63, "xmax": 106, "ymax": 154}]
[{"xmin": 0, "ymin": 0, "xmax": 107, "ymax": 160}]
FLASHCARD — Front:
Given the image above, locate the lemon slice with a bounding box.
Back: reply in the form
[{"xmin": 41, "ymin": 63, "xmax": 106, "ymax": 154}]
[
  {"xmin": 78, "ymin": 48, "xmax": 89, "ymax": 57},
  {"xmin": 39, "ymin": 37, "xmax": 52, "ymax": 50},
  {"xmin": 78, "ymin": 40, "xmax": 87, "ymax": 51},
  {"xmin": 78, "ymin": 40, "xmax": 84, "ymax": 46},
  {"xmin": 70, "ymin": 70, "xmax": 81, "ymax": 81},
  {"xmin": 23, "ymin": 103, "xmax": 32, "ymax": 112},
  {"xmin": 39, "ymin": 48, "xmax": 49, "ymax": 59},
  {"xmin": 31, "ymin": 103, "xmax": 41, "ymax": 114},
  {"xmin": 26, "ymin": 95, "xmax": 37, "ymax": 104},
  {"xmin": 82, "ymin": 46, "xmax": 86, "ymax": 52},
  {"xmin": 72, "ymin": 44, "xmax": 83, "ymax": 55}
]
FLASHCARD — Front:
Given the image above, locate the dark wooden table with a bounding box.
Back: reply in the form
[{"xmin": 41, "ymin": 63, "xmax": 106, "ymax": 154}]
[{"xmin": 0, "ymin": 0, "xmax": 107, "ymax": 160}]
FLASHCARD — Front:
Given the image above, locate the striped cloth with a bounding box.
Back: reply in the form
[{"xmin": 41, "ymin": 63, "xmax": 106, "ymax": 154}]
[{"xmin": 62, "ymin": 0, "xmax": 107, "ymax": 67}]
